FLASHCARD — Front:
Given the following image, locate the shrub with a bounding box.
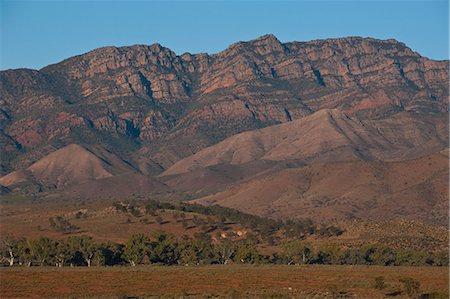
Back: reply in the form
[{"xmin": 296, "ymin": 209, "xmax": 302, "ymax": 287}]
[
  {"xmin": 155, "ymin": 216, "xmax": 164, "ymax": 225},
  {"xmin": 399, "ymin": 277, "xmax": 421, "ymax": 298},
  {"xmin": 48, "ymin": 216, "xmax": 80, "ymax": 233},
  {"xmin": 129, "ymin": 207, "xmax": 141, "ymax": 218},
  {"xmin": 374, "ymin": 276, "xmax": 385, "ymax": 290},
  {"xmin": 75, "ymin": 211, "xmax": 87, "ymax": 219}
]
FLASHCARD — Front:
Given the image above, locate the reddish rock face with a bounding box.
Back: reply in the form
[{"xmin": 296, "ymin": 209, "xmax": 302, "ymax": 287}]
[{"xmin": 0, "ymin": 34, "xmax": 448, "ymax": 174}]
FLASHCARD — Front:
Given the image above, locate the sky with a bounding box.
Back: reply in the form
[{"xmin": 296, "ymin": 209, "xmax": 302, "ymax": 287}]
[{"xmin": 1, "ymin": 0, "xmax": 448, "ymax": 70}]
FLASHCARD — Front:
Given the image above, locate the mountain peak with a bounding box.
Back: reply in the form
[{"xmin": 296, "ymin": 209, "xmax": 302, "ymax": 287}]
[
  {"xmin": 149, "ymin": 43, "xmax": 165, "ymax": 52},
  {"xmin": 248, "ymin": 34, "xmax": 285, "ymax": 54},
  {"xmin": 253, "ymin": 34, "xmax": 280, "ymax": 43}
]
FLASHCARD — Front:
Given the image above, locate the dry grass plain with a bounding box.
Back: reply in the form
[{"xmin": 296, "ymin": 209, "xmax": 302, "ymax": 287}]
[{"xmin": 0, "ymin": 265, "xmax": 448, "ymax": 298}]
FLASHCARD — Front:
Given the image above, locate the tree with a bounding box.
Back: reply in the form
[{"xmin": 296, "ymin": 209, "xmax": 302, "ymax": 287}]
[
  {"xmin": 123, "ymin": 234, "xmax": 150, "ymax": 266},
  {"xmin": 179, "ymin": 239, "xmax": 216, "ymax": 266},
  {"xmin": 149, "ymin": 232, "xmax": 179, "ymax": 265},
  {"xmin": 430, "ymin": 251, "xmax": 449, "ymax": 266},
  {"xmin": 129, "ymin": 207, "xmax": 141, "ymax": 218},
  {"xmin": 214, "ymin": 240, "xmax": 237, "ymax": 264},
  {"xmin": 92, "ymin": 246, "xmax": 106, "ymax": 266},
  {"xmin": 234, "ymin": 241, "xmax": 262, "ymax": 264},
  {"xmin": 339, "ymin": 248, "xmax": 361, "ymax": 265},
  {"xmin": 66, "ymin": 236, "xmax": 97, "ymax": 267},
  {"xmin": 1, "ymin": 238, "xmax": 20, "ymax": 266},
  {"xmin": 394, "ymin": 249, "xmax": 426, "ymax": 266},
  {"xmin": 48, "ymin": 216, "xmax": 79, "ymax": 233},
  {"xmin": 102, "ymin": 242, "xmax": 124, "ymax": 266},
  {"xmin": 55, "ymin": 239, "xmax": 75, "ymax": 267},
  {"xmin": 17, "ymin": 239, "xmax": 33, "ymax": 267},
  {"xmin": 29, "ymin": 237, "xmax": 56, "ymax": 266},
  {"xmin": 282, "ymin": 240, "xmax": 313, "ymax": 265},
  {"xmin": 315, "ymin": 244, "xmax": 341, "ymax": 264},
  {"xmin": 359, "ymin": 244, "xmax": 377, "ymax": 265},
  {"xmin": 372, "ymin": 245, "xmax": 396, "ymax": 266}
]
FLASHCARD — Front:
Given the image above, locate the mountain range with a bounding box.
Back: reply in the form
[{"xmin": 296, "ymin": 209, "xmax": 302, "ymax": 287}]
[{"xmin": 0, "ymin": 34, "xmax": 448, "ymax": 225}]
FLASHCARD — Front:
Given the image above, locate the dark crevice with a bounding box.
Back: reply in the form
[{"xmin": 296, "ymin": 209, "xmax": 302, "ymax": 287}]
[
  {"xmin": 393, "ymin": 62, "xmax": 419, "ymax": 90},
  {"xmin": 125, "ymin": 120, "xmax": 140, "ymax": 139},
  {"xmin": 284, "ymin": 108, "xmax": 292, "ymax": 122},
  {"xmin": 244, "ymin": 103, "xmax": 257, "ymax": 119},
  {"xmin": 137, "ymin": 71, "xmax": 154, "ymax": 99},
  {"xmin": 270, "ymin": 68, "xmax": 277, "ymax": 78},
  {"xmin": 313, "ymin": 69, "xmax": 326, "ymax": 87}
]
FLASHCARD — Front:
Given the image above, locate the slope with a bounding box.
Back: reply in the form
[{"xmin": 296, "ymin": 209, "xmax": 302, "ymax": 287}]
[
  {"xmin": 194, "ymin": 151, "xmax": 449, "ymax": 226},
  {"xmin": 0, "ymin": 144, "xmax": 136, "ymax": 190},
  {"xmin": 162, "ymin": 109, "xmax": 447, "ymax": 176}
]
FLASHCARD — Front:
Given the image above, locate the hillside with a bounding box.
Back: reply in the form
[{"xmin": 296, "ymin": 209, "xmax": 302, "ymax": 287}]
[
  {"xmin": 162, "ymin": 109, "xmax": 447, "ymax": 176},
  {"xmin": 0, "ymin": 144, "xmax": 156, "ymax": 194},
  {"xmin": 195, "ymin": 151, "xmax": 449, "ymax": 226}
]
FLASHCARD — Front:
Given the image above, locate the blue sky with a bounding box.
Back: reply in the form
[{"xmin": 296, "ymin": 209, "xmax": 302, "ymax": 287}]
[{"xmin": 1, "ymin": 0, "xmax": 448, "ymax": 70}]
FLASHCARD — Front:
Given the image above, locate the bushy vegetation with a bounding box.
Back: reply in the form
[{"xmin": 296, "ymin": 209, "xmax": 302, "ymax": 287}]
[
  {"xmin": 0, "ymin": 234, "xmax": 447, "ymax": 267},
  {"xmin": 374, "ymin": 276, "xmax": 386, "ymax": 290},
  {"xmin": 399, "ymin": 277, "xmax": 421, "ymax": 298},
  {"xmin": 113, "ymin": 199, "xmax": 341, "ymax": 241},
  {"xmin": 48, "ymin": 216, "xmax": 80, "ymax": 233}
]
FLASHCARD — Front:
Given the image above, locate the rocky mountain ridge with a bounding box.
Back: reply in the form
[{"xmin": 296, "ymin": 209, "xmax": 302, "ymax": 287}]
[{"xmin": 1, "ymin": 34, "xmax": 448, "ymax": 174}]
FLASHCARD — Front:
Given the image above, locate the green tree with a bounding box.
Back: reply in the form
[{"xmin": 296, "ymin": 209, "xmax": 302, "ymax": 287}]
[
  {"xmin": 315, "ymin": 243, "xmax": 341, "ymax": 264},
  {"xmin": 339, "ymin": 248, "xmax": 361, "ymax": 265},
  {"xmin": 123, "ymin": 234, "xmax": 150, "ymax": 266},
  {"xmin": 1, "ymin": 238, "xmax": 20, "ymax": 266},
  {"xmin": 102, "ymin": 242, "xmax": 124, "ymax": 266},
  {"xmin": 29, "ymin": 237, "xmax": 56, "ymax": 266},
  {"xmin": 92, "ymin": 246, "xmax": 106, "ymax": 266},
  {"xmin": 214, "ymin": 240, "xmax": 237, "ymax": 264},
  {"xmin": 395, "ymin": 249, "xmax": 426, "ymax": 266},
  {"xmin": 282, "ymin": 240, "xmax": 313, "ymax": 265},
  {"xmin": 179, "ymin": 239, "xmax": 217, "ymax": 266},
  {"xmin": 149, "ymin": 232, "xmax": 179, "ymax": 265},
  {"xmin": 430, "ymin": 251, "xmax": 449, "ymax": 266},
  {"xmin": 17, "ymin": 238, "xmax": 33, "ymax": 266},
  {"xmin": 234, "ymin": 241, "xmax": 262, "ymax": 264},
  {"xmin": 359, "ymin": 244, "xmax": 377, "ymax": 265},
  {"xmin": 55, "ymin": 239, "xmax": 75, "ymax": 267},
  {"xmin": 66, "ymin": 236, "xmax": 97, "ymax": 267},
  {"xmin": 372, "ymin": 245, "xmax": 396, "ymax": 266}
]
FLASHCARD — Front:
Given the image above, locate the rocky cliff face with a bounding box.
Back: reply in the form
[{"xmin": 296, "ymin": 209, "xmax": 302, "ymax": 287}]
[{"xmin": 0, "ymin": 34, "xmax": 448, "ymax": 173}]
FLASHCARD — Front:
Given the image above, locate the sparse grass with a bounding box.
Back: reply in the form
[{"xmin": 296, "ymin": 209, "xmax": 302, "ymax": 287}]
[{"xmin": 0, "ymin": 265, "xmax": 447, "ymax": 298}]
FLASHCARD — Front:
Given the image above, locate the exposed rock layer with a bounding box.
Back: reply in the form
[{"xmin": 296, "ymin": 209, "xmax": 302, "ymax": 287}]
[{"xmin": 1, "ymin": 35, "xmax": 448, "ymax": 173}]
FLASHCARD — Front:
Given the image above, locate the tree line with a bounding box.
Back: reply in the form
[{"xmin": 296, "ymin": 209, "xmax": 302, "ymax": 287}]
[{"xmin": 1, "ymin": 233, "xmax": 447, "ymax": 267}]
